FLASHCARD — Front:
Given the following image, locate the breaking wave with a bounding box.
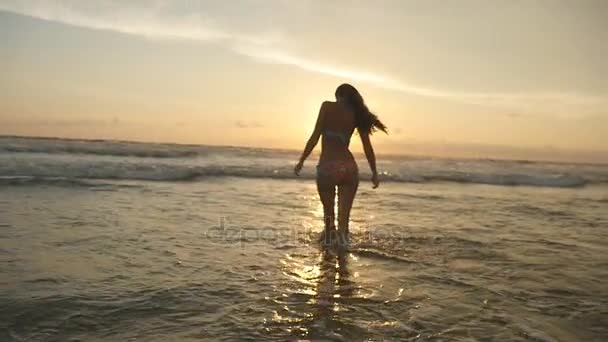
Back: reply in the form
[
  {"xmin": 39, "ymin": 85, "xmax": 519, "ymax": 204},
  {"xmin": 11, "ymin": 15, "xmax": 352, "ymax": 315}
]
[
  {"xmin": 0, "ymin": 163, "xmax": 592, "ymax": 188},
  {"xmin": 1, "ymin": 136, "xmax": 605, "ymax": 188}
]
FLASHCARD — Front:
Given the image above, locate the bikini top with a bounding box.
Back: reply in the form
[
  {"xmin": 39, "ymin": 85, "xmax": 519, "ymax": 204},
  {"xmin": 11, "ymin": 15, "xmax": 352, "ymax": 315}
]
[{"xmin": 323, "ymin": 129, "xmax": 351, "ymax": 146}]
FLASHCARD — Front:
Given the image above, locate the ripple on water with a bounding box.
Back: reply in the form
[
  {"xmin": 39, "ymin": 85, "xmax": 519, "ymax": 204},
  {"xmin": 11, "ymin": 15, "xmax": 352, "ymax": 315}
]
[{"xmin": 261, "ymin": 248, "xmax": 424, "ymax": 340}]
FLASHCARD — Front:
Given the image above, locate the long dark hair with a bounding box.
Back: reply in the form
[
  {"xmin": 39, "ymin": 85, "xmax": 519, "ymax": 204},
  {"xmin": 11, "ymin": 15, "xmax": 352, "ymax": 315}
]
[{"xmin": 335, "ymin": 83, "xmax": 387, "ymax": 135}]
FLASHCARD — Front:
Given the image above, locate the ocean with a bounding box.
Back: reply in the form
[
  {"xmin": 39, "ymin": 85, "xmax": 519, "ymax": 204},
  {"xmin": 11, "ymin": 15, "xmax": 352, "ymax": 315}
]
[{"xmin": 1, "ymin": 136, "xmax": 607, "ymax": 341}]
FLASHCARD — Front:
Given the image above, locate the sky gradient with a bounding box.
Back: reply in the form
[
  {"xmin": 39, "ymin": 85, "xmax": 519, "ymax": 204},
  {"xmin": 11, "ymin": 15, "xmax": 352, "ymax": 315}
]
[{"xmin": 0, "ymin": 0, "xmax": 606, "ymax": 162}]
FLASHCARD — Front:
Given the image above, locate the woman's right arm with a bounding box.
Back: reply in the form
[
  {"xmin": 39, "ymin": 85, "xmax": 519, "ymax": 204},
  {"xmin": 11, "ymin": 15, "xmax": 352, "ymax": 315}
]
[
  {"xmin": 294, "ymin": 102, "xmax": 327, "ymax": 175},
  {"xmin": 359, "ymin": 130, "xmax": 379, "ymax": 188}
]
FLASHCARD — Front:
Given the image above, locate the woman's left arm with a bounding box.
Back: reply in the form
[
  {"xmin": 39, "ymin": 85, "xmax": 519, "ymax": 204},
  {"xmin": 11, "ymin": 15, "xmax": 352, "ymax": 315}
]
[{"xmin": 294, "ymin": 102, "xmax": 327, "ymax": 175}]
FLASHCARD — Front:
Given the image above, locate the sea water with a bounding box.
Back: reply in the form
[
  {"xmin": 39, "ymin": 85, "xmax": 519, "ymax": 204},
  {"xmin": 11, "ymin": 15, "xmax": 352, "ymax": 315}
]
[{"xmin": 1, "ymin": 136, "xmax": 607, "ymax": 341}]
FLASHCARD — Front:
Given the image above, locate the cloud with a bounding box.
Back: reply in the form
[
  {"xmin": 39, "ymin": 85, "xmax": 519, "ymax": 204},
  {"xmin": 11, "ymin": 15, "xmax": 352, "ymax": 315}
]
[
  {"xmin": 235, "ymin": 120, "xmax": 263, "ymax": 128},
  {"xmin": 392, "ymin": 127, "xmax": 404, "ymax": 135},
  {"xmin": 1, "ymin": 117, "xmax": 123, "ymax": 127},
  {"xmin": 502, "ymin": 112, "xmax": 522, "ymax": 119},
  {"xmin": 0, "ymin": 0, "xmax": 605, "ymax": 118},
  {"xmin": 0, "ymin": 1, "xmax": 272, "ymax": 43},
  {"xmin": 235, "ymin": 44, "xmax": 606, "ymax": 118}
]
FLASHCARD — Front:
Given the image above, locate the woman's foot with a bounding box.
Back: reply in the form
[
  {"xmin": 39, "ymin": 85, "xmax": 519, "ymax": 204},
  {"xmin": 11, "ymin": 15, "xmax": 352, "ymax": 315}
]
[
  {"xmin": 337, "ymin": 230, "xmax": 350, "ymax": 250},
  {"xmin": 318, "ymin": 228, "xmax": 338, "ymax": 247}
]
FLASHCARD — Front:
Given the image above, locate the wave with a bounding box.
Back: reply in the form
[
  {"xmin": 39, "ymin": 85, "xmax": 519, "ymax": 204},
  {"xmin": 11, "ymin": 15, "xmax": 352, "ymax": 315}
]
[
  {"xmin": 0, "ymin": 163, "xmax": 593, "ymax": 188},
  {"xmin": 415, "ymin": 172, "xmax": 588, "ymax": 188},
  {"xmin": 0, "ymin": 136, "xmax": 294, "ymax": 159},
  {"xmin": 0, "ymin": 176, "xmax": 142, "ymax": 189},
  {"xmin": 2, "ymin": 137, "xmax": 604, "ymax": 188},
  {"xmin": 0, "ymin": 141, "xmax": 200, "ymax": 158}
]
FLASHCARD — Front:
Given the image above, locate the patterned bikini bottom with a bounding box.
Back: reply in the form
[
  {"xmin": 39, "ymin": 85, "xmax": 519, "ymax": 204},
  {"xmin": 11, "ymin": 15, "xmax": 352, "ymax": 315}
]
[{"xmin": 316, "ymin": 160, "xmax": 358, "ymax": 185}]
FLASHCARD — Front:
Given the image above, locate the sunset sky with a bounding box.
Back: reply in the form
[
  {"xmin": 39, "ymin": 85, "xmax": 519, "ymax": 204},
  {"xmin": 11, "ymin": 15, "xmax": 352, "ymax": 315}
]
[{"xmin": 0, "ymin": 0, "xmax": 606, "ymax": 161}]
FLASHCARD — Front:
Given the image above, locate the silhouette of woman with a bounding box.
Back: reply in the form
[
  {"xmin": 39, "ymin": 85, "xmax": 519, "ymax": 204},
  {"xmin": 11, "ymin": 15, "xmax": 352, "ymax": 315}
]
[{"xmin": 295, "ymin": 84, "xmax": 387, "ymax": 246}]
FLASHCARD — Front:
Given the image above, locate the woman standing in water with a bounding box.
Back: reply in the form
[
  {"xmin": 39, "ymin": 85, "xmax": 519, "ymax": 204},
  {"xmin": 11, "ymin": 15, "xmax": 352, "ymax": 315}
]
[{"xmin": 294, "ymin": 84, "xmax": 387, "ymax": 246}]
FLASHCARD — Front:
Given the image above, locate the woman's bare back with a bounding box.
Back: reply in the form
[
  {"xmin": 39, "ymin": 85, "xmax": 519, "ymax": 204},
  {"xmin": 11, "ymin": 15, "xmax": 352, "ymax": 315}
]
[{"xmin": 319, "ymin": 101, "xmax": 356, "ymax": 164}]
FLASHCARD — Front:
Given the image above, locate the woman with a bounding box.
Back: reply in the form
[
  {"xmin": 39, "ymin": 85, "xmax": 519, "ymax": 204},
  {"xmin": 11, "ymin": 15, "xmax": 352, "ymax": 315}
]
[{"xmin": 294, "ymin": 84, "xmax": 387, "ymax": 246}]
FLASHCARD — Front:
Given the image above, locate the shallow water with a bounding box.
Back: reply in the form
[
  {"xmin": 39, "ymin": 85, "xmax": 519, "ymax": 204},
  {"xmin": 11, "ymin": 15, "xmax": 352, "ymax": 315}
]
[
  {"xmin": 2, "ymin": 137, "xmax": 608, "ymax": 341},
  {"xmin": 2, "ymin": 174, "xmax": 607, "ymax": 341}
]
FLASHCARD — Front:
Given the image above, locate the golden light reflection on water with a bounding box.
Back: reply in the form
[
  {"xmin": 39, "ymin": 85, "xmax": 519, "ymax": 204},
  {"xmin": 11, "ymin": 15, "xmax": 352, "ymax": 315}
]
[
  {"xmin": 298, "ymin": 188, "xmax": 324, "ymax": 234},
  {"xmin": 308, "ymin": 196, "xmax": 324, "ymax": 220},
  {"xmin": 276, "ymin": 249, "xmax": 356, "ymax": 323},
  {"xmin": 269, "ymin": 185, "xmax": 385, "ymax": 337},
  {"xmin": 272, "ymin": 246, "xmax": 406, "ymax": 339}
]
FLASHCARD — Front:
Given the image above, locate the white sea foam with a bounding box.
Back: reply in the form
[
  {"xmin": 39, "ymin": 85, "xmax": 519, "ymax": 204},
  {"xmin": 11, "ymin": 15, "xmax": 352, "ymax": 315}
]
[{"xmin": 0, "ymin": 136, "xmax": 606, "ymax": 188}]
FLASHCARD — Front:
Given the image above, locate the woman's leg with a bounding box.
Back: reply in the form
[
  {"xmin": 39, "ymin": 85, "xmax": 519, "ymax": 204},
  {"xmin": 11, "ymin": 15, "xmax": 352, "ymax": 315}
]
[
  {"xmin": 337, "ymin": 170, "xmax": 359, "ymax": 237},
  {"xmin": 316, "ymin": 176, "xmax": 336, "ymax": 233}
]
